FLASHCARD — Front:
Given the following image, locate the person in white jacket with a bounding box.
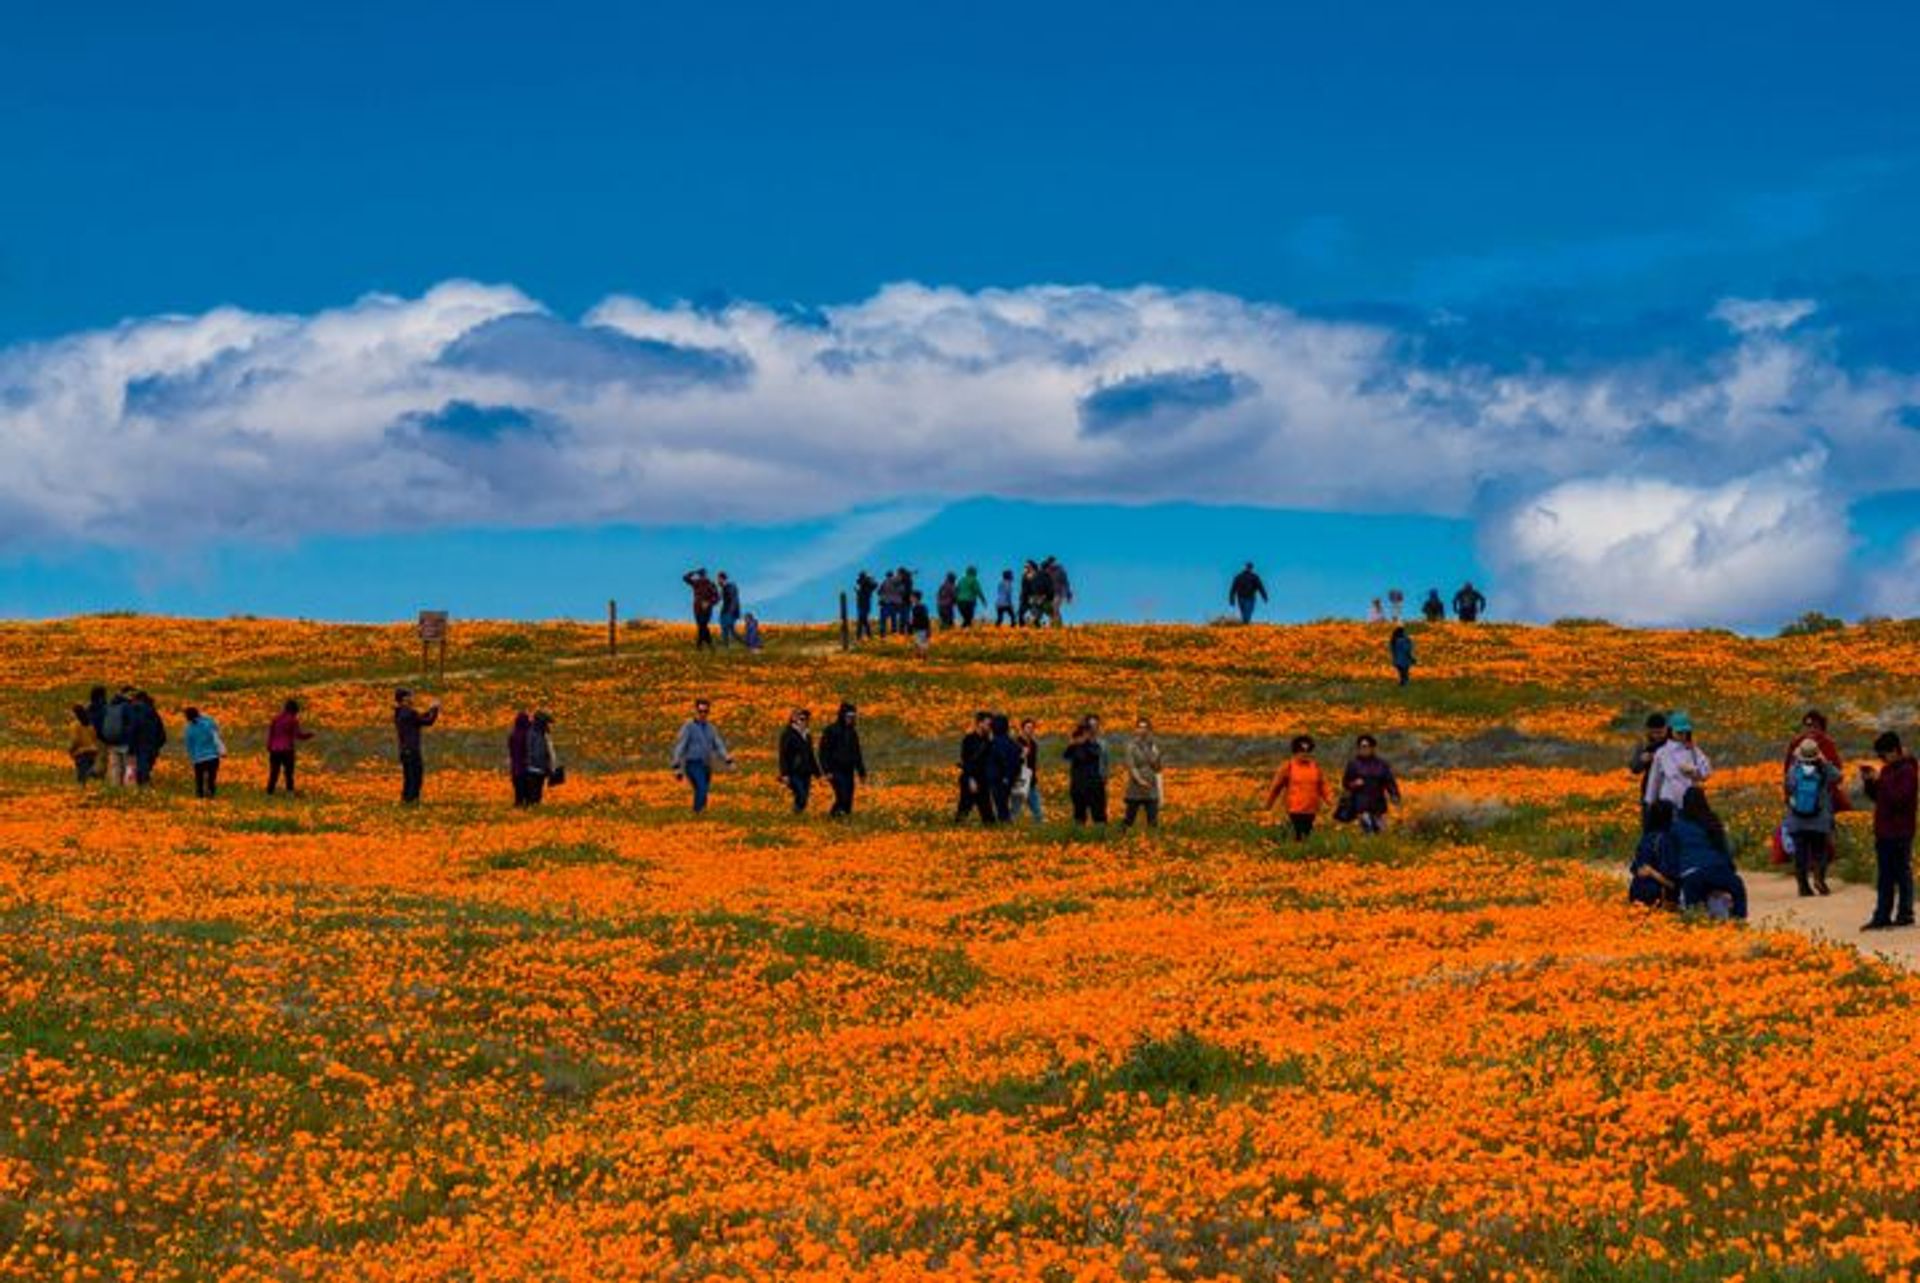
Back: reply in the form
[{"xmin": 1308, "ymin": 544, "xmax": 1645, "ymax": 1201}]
[{"xmin": 1647, "ymin": 711, "xmax": 1712, "ymax": 809}]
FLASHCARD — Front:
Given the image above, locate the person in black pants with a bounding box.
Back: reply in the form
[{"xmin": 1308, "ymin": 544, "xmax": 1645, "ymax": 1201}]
[
  {"xmin": 988, "ymin": 714, "xmax": 1022, "ymax": 822},
  {"xmin": 956, "ymin": 711, "xmax": 996, "ymax": 824},
  {"xmin": 777, "ymin": 708, "xmax": 821, "ymax": 813},
  {"xmin": 1063, "ymin": 718, "xmax": 1108, "ymax": 824},
  {"xmin": 393, "ymin": 688, "xmax": 441, "ymax": 803},
  {"xmin": 854, "ymin": 572, "xmax": 877, "ymax": 641},
  {"xmin": 818, "ymin": 702, "xmax": 866, "ymax": 816},
  {"xmin": 1862, "ymin": 731, "xmax": 1918, "ymax": 931}
]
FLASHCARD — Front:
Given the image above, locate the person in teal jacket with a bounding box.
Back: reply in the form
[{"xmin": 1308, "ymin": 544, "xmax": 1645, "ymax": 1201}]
[
  {"xmin": 954, "ymin": 566, "xmax": 986, "ymax": 628},
  {"xmin": 183, "ymin": 707, "xmax": 225, "ymax": 799}
]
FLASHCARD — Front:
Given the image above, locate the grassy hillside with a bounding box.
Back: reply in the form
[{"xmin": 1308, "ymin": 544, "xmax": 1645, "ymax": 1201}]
[{"xmin": 3, "ymin": 617, "xmax": 1919, "ymax": 1280}]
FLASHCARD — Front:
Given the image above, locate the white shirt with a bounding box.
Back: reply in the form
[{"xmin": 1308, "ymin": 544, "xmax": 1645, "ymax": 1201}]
[{"xmin": 1648, "ymin": 738, "xmax": 1712, "ymax": 808}]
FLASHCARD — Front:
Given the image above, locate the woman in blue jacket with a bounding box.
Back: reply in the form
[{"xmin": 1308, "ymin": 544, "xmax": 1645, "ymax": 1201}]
[{"xmin": 183, "ymin": 707, "xmax": 225, "ymax": 799}]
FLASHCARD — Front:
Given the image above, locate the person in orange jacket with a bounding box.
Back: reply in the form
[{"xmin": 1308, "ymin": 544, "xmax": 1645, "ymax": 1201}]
[{"xmin": 1264, "ymin": 734, "xmax": 1335, "ymax": 840}]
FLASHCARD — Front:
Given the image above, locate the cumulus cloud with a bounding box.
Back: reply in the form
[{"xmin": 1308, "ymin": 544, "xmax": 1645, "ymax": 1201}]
[{"xmin": 1, "ymin": 279, "xmax": 1916, "ymax": 622}]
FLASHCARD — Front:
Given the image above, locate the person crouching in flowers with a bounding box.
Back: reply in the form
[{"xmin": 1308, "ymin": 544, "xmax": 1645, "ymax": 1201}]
[
  {"xmin": 1341, "ymin": 734, "xmax": 1400, "ymax": 835},
  {"xmin": 1629, "ymin": 800, "xmax": 1680, "ymax": 908},
  {"xmin": 1264, "ymin": 734, "xmax": 1333, "ymax": 841}
]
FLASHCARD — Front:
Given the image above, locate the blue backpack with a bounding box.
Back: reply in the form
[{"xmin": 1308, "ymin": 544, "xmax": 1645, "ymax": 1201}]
[{"xmin": 1788, "ymin": 762, "xmax": 1825, "ymax": 819}]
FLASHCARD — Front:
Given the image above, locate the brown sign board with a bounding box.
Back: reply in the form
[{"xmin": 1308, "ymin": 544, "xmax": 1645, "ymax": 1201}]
[{"xmin": 417, "ymin": 611, "xmax": 449, "ymax": 643}]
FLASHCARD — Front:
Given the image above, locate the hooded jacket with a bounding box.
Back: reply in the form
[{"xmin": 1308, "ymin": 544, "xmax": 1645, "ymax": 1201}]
[{"xmin": 818, "ymin": 707, "xmax": 866, "ymax": 776}]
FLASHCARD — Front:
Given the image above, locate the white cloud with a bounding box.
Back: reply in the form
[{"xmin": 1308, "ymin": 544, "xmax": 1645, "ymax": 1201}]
[
  {"xmin": 1, "ymin": 280, "xmax": 1915, "ymax": 622},
  {"xmin": 1491, "ymin": 455, "xmax": 1853, "ymax": 627}
]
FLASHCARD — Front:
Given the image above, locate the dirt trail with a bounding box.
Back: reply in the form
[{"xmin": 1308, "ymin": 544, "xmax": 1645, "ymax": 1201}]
[{"xmin": 1742, "ymin": 864, "xmax": 1920, "ymax": 969}]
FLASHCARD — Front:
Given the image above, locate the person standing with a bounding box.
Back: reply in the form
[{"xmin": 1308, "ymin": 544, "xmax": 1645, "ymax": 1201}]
[
  {"xmin": 1045, "ymin": 558, "xmax": 1072, "ymax": 627},
  {"xmin": 1229, "ymin": 562, "xmax": 1268, "ymax": 625},
  {"xmin": 127, "ymin": 691, "xmax": 167, "ymax": 787},
  {"xmin": 717, "ymin": 572, "xmax": 742, "ymax": 647},
  {"xmin": 854, "ymin": 570, "xmax": 878, "ymax": 641},
  {"xmin": 98, "ymin": 687, "xmax": 133, "ymax": 787},
  {"xmin": 1628, "ymin": 714, "xmax": 1671, "ymax": 829},
  {"xmin": 909, "ymin": 592, "xmax": 932, "ymax": 658},
  {"xmin": 956, "ymin": 712, "xmax": 996, "ymax": 825},
  {"xmin": 1264, "ymin": 734, "xmax": 1333, "ymax": 840},
  {"xmin": 1452, "ymin": 581, "xmax": 1486, "ymax": 622},
  {"xmin": 995, "ymin": 571, "xmax": 1017, "ymax": 627},
  {"xmin": 1063, "ymin": 719, "xmax": 1108, "ymax": 825},
  {"xmin": 1862, "ymin": 732, "xmax": 1918, "ymax": 931},
  {"xmin": 778, "ymin": 708, "xmax": 822, "ymax": 814},
  {"xmin": 267, "ymin": 699, "xmax": 314, "ymax": 794},
  {"xmin": 683, "ymin": 569, "xmax": 720, "ymax": 650},
  {"xmin": 1786, "ymin": 710, "xmax": 1850, "ymax": 816},
  {"xmin": 671, "ymin": 699, "xmax": 733, "ymax": 813},
  {"xmin": 1368, "ymin": 598, "xmax": 1385, "ymax": 624},
  {"xmin": 1389, "ymin": 627, "xmax": 1415, "ymax": 686},
  {"xmin": 936, "ymin": 573, "xmax": 959, "ymax": 630},
  {"xmin": 1121, "ymin": 717, "xmax": 1164, "ymax": 827},
  {"xmin": 988, "ymin": 714, "xmax": 1022, "ymax": 822},
  {"xmin": 1783, "ymin": 737, "xmax": 1843, "ymax": 897},
  {"xmin": 524, "ymin": 711, "xmax": 557, "ymax": 805},
  {"xmin": 1341, "ymin": 734, "xmax": 1401, "ymax": 835},
  {"xmin": 183, "ymin": 707, "xmax": 225, "ymax": 799},
  {"xmin": 68, "ymin": 705, "xmax": 101, "ymax": 785},
  {"xmin": 1015, "ymin": 718, "xmax": 1044, "ymax": 821},
  {"xmin": 1420, "ymin": 589, "xmax": 1446, "ymax": 623},
  {"xmin": 955, "ymin": 566, "xmax": 985, "ymax": 628},
  {"xmin": 877, "ymin": 570, "xmax": 903, "ymax": 636},
  {"xmin": 508, "ymin": 710, "xmax": 533, "ymax": 806},
  {"xmin": 818, "ymin": 703, "xmax": 867, "ymax": 817},
  {"xmin": 394, "ymin": 688, "xmax": 441, "ymax": 804},
  {"xmin": 1646, "ymin": 712, "xmax": 1711, "ymax": 810},
  {"xmin": 1387, "ymin": 588, "xmax": 1405, "ymax": 623}
]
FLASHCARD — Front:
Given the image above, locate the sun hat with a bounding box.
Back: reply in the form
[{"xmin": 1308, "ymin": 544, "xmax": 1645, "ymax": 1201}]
[{"xmin": 1795, "ymin": 738, "xmax": 1823, "ymax": 762}]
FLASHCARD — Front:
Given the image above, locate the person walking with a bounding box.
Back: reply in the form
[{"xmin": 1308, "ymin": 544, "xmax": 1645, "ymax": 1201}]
[
  {"xmin": 1023, "ymin": 561, "xmax": 1055, "ymax": 627},
  {"xmin": 1368, "ymin": 598, "xmax": 1385, "ymax": 624},
  {"xmin": 1044, "ymin": 558, "xmax": 1071, "ymax": 627},
  {"xmin": 1121, "ymin": 717, "xmax": 1164, "ymax": 828},
  {"xmin": 854, "ymin": 570, "xmax": 878, "ymax": 641},
  {"xmin": 1861, "ymin": 731, "xmax": 1918, "ymax": 931},
  {"xmin": 126, "ymin": 691, "xmax": 167, "ymax": 787},
  {"xmin": 68, "ymin": 704, "xmax": 101, "ymax": 785},
  {"xmin": 508, "ymin": 710, "xmax": 533, "ymax": 806},
  {"xmin": 1421, "ymin": 589, "xmax": 1446, "ymax": 623},
  {"xmin": 1784, "ymin": 736, "xmax": 1843, "ymax": 896},
  {"xmin": 671, "ymin": 699, "xmax": 733, "ymax": 813},
  {"xmin": 1389, "ymin": 627, "xmax": 1415, "ymax": 686},
  {"xmin": 1063, "ymin": 719, "xmax": 1108, "ymax": 825},
  {"xmin": 183, "ymin": 707, "xmax": 225, "ymax": 799},
  {"xmin": 1628, "ymin": 714, "xmax": 1672, "ymax": 829},
  {"xmin": 98, "ymin": 687, "xmax": 134, "ymax": 787},
  {"xmin": 524, "ymin": 710, "xmax": 557, "ymax": 805},
  {"xmin": 936, "ymin": 573, "xmax": 959, "ymax": 630},
  {"xmin": 683, "ymin": 569, "xmax": 720, "ymax": 650},
  {"xmin": 1785, "ymin": 710, "xmax": 1850, "ymax": 816},
  {"xmin": 1387, "ymin": 588, "xmax": 1405, "ymax": 623},
  {"xmin": 1451, "ymin": 581, "xmax": 1486, "ymax": 622},
  {"xmin": 1229, "ymin": 563, "xmax": 1268, "ymax": 625},
  {"xmin": 956, "ymin": 712, "xmax": 996, "ymax": 825},
  {"xmin": 1015, "ymin": 718, "xmax": 1044, "ymax": 821},
  {"xmin": 778, "ymin": 708, "xmax": 822, "ymax": 814},
  {"xmin": 818, "ymin": 702, "xmax": 866, "ymax": 817},
  {"xmin": 394, "ymin": 688, "xmax": 441, "ymax": 804},
  {"xmin": 988, "ymin": 714, "xmax": 1023, "ymax": 822},
  {"xmin": 994, "ymin": 571, "xmax": 1017, "ymax": 627},
  {"xmin": 1264, "ymin": 735, "xmax": 1333, "ymax": 840},
  {"xmin": 267, "ymin": 699, "xmax": 314, "ymax": 794},
  {"xmin": 1341, "ymin": 734, "xmax": 1401, "ymax": 835},
  {"xmin": 955, "ymin": 566, "xmax": 985, "ymax": 628},
  {"xmin": 1647, "ymin": 712, "xmax": 1711, "ymax": 810},
  {"xmin": 717, "ymin": 572, "xmax": 742, "ymax": 647}
]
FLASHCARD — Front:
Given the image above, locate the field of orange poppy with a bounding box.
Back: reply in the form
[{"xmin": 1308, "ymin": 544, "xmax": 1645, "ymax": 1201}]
[{"xmin": 3, "ymin": 615, "xmax": 1920, "ymax": 1281}]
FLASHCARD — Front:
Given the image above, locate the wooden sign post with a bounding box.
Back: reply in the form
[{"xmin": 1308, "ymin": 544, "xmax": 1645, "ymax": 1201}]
[
  {"xmin": 417, "ymin": 610, "xmax": 449, "ymax": 680},
  {"xmin": 839, "ymin": 591, "xmax": 851, "ymax": 652},
  {"xmin": 608, "ymin": 599, "xmax": 618, "ymax": 658}
]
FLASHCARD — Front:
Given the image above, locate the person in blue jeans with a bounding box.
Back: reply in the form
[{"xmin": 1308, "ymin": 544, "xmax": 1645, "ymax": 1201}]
[
  {"xmin": 717, "ymin": 572, "xmax": 742, "ymax": 647},
  {"xmin": 1015, "ymin": 718, "xmax": 1044, "ymax": 821},
  {"xmin": 671, "ymin": 698, "xmax": 734, "ymax": 812},
  {"xmin": 1861, "ymin": 731, "xmax": 1918, "ymax": 931}
]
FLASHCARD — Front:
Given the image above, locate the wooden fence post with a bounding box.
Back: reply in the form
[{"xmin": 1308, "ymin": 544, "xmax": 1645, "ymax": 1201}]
[
  {"xmin": 840, "ymin": 592, "xmax": 851, "ymax": 652},
  {"xmin": 608, "ymin": 599, "xmax": 618, "ymax": 657}
]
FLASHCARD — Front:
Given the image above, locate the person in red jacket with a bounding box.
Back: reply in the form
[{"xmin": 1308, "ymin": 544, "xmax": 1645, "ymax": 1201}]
[
  {"xmin": 266, "ymin": 699, "xmax": 315, "ymax": 794},
  {"xmin": 1861, "ymin": 731, "xmax": 1918, "ymax": 931}
]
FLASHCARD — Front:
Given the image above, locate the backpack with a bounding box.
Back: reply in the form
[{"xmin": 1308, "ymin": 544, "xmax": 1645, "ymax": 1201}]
[
  {"xmin": 99, "ymin": 701, "xmax": 127, "ymax": 746},
  {"xmin": 1788, "ymin": 762, "xmax": 1825, "ymax": 819}
]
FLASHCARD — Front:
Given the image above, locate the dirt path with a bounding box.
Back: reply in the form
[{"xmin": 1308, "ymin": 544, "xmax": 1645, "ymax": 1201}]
[{"xmin": 1742, "ymin": 865, "xmax": 1920, "ymax": 969}]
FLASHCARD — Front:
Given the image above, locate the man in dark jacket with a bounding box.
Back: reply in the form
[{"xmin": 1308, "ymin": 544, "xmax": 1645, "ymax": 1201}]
[
  {"xmin": 1628, "ymin": 713, "xmax": 1671, "ymax": 829},
  {"xmin": 956, "ymin": 711, "xmax": 996, "ymax": 824},
  {"xmin": 1452, "ymin": 581, "xmax": 1487, "ymax": 622},
  {"xmin": 1421, "ymin": 589, "xmax": 1446, "ymax": 623},
  {"xmin": 683, "ymin": 569, "xmax": 719, "ymax": 649},
  {"xmin": 988, "ymin": 714, "xmax": 1023, "ymax": 822},
  {"xmin": 394, "ymin": 688, "xmax": 441, "ymax": 803},
  {"xmin": 717, "ymin": 572, "xmax": 743, "ymax": 647},
  {"xmin": 777, "ymin": 709, "xmax": 821, "ymax": 813},
  {"xmin": 854, "ymin": 571, "xmax": 878, "ymax": 641},
  {"xmin": 1862, "ymin": 732, "xmax": 1919, "ymax": 931},
  {"xmin": 126, "ymin": 691, "xmax": 167, "ymax": 787},
  {"xmin": 1229, "ymin": 563, "xmax": 1268, "ymax": 625},
  {"xmin": 818, "ymin": 702, "xmax": 867, "ymax": 816}
]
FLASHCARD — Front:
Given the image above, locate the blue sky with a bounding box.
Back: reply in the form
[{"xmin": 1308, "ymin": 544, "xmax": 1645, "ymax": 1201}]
[{"xmin": 4, "ymin": 2, "xmax": 1919, "ymax": 625}]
